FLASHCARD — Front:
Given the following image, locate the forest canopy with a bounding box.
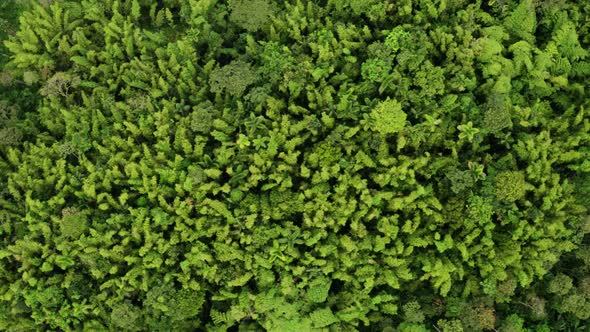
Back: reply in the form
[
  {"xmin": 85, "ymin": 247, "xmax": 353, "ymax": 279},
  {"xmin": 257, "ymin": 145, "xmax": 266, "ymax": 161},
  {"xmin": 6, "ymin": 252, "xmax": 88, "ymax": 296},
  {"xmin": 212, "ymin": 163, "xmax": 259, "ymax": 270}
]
[{"xmin": 0, "ymin": 0, "xmax": 589, "ymax": 331}]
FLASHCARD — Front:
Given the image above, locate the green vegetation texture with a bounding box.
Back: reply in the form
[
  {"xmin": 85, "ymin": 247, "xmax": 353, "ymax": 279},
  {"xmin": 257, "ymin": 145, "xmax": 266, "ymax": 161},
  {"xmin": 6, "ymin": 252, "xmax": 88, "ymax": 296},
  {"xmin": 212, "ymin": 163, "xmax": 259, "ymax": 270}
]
[{"xmin": 0, "ymin": 0, "xmax": 589, "ymax": 331}]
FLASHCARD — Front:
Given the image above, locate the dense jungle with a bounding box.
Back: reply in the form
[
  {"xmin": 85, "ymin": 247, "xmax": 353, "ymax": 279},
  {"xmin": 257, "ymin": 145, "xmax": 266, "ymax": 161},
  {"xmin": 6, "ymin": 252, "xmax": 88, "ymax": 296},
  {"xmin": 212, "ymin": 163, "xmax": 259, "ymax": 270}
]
[{"xmin": 0, "ymin": 0, "xmax": 589, "ymax": 331}]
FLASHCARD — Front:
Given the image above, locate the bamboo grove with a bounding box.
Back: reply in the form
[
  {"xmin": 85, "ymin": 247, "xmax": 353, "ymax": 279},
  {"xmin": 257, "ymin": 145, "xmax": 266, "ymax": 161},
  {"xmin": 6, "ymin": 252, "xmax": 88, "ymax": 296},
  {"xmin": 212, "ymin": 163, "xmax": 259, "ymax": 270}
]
[{"xmin": 0, "ymin": 0, "xmax": 589, "ymax": 331}]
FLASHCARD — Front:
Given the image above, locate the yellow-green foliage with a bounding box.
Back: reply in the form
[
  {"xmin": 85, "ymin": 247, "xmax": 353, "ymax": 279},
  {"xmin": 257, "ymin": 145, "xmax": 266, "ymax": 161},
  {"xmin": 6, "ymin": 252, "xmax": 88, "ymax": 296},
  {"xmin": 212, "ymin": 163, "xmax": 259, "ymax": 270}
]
[
  {"xmin": 0, "ymin": 0, "xmax": 588, "ymax": 331},
  {"xmin": 370, "ymin": 99, "xmax": 407, "ymax": 134},
  {"xmin": 495, "ymin": 171, "xmax": 527, "ymax": 202},
  {"xmin": 209, "ymin": 60, "xmax": 257, "ymax": 96},
  {"xmin": 228, "ymin": 0, "xmax": 274, "ymax": 32}
]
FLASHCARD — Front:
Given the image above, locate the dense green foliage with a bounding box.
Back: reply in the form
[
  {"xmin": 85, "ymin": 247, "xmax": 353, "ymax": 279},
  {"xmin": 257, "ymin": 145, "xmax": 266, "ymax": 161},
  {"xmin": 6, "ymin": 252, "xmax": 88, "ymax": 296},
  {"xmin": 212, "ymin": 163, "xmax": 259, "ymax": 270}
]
[{"xmin": 0, "ymin": 0, "xmax": 589, "ymax": 331}]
